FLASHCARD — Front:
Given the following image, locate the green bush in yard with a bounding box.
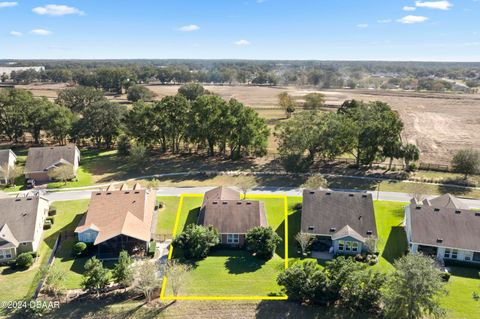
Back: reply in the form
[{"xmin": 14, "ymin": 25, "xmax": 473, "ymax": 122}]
[
  {"xmin": 73, "ymin": 242, "xmax": 87, "ymax": 256},
  {"xmin": 245, "ymin": 226, "xmax": 282, "ymax": 259},
  {"xmin": 172, "ymin": 224, "xmax": 220, "ymax": 259},
  {"xmin": 16, "ymin": 252, "xmax": 34, "ymax": 269}
]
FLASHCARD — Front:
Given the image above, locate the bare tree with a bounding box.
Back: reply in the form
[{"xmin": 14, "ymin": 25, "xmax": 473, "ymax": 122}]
[
  {"xmin": 164, "ymin": 260, "xmax": 191, "ymax": 299},
  {"xmin": 134, "ymin": 261, "xmax": 161, "ymax": 303},
  {"xmin": 48, "ymin": 164, "xmax": 75, "ymax": 185},
  {"xmin": 302, "ymin": 175, "xmax": 328, "ymax": 190},
  {"xmin": 40, "ymin": 265, "xmax": 66, "ymax": 298},
  {"xmin": 295, "ymin": 232, "xmax": 314, "ymax": 257},
  {"xmin": 409, "ymin": 182, "xmax": 428, "ymax": 202},
  {"xmin": 236, "ymin": 175, "xmax": 257, "ymax": 199},
  {"xmin": 0, "ymin": 163, "xmax": 23, "ymax": 186},
  {"xmin": 364, "ymin": 236, "xmax": 378, "ymax": 254}
]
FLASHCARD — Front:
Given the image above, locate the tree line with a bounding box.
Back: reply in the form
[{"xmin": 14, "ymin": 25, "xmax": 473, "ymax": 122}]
[
  {"xmin": 275, "ymin": 98, "xmax": 420, "ymax": 172},
  {"xmin": 0, "ymin": 84, "xmax": 269, "ymax": 160}
]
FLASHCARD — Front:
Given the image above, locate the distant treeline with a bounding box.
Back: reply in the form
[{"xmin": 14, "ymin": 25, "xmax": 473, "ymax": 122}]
[{"xmin": 1, "ymin": 60, "xmax": 480, "ymax": 91}]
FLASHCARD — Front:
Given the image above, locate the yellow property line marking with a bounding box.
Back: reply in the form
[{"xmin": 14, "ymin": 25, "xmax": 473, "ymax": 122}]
[{"xmin": 160, "ymin": 193, "xmax": 290, "ymax": 301}]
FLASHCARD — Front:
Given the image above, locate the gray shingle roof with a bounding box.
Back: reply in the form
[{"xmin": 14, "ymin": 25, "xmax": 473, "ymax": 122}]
[
  {"xmin": 301, "ymin": 190, "xmax": 377, "ymax": 242},
  {"xmin": 0, "ymin": 196, "xmax": 47, "ymax": 246},
  {"xmin": 424, "ymin": 193, "xmax": 469, "ymax": 210},
  {"xmin": 409, "ymin": 203, "xmax": 480, "ymax": 251},
  {"xmin": 198, "ymin": 187, "xmax": 267, "ymax": 234},
  {"xmin": 25, "ymin": 145, "xmax": 79, "ymax": 173}
]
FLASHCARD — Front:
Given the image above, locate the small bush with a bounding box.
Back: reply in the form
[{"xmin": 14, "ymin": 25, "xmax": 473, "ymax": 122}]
[
  {"xmin": 43, "ymin": 221, "xmax": 52, "ymax": 230},
  {"xmin": 408, "ymin": 163, "xmax": 418, "ymax": 171},
  {"xmin": 441, "ymin": 272, "xmax": 451, "ymax": 282},
  {"xmin": 48, "ymin": 209, "xmax": 57, "ymax": 216},
  {"xmin": 73, "ymin": 242, "xmax": 87, "ymax": 256},
  {"xmin": 355, "ymin": 254, "xmax": 365, "ymax": 262},
  {"xmin": 117, "ymin": 135, "xmax": 131, "ymax": 156},
  {"xmin": 46, "ymin": 217, "xmax": 55, "ymax": 225},
  {"xmin": 16, "ymin": 253, "xmax": 34, "ymax": 269}
]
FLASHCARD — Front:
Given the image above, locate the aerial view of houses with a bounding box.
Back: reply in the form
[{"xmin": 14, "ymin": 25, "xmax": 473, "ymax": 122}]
[{"xmin": 1, "ymin": 1, "xmax": 480, "ymax": 319}]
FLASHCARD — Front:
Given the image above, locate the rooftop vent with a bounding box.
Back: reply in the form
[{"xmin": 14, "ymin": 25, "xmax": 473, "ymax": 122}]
[
  {"xmin": 455, "ymin": 210, "xmax": 461, "ymax": 214},
  {"xmin": 362, "ymin": 194, "xmax": 368, "ymax": 198},
  {"xmin": 96, "ymin": 192, "xmax": 101, "ymax": 195},
  {"xmin": 308, "ymin": 226, "xmax": 315, "ymax": 231},
  {"xmin": 326, "ymin": 192, "xmax": 331, "ymax": 195},
  {"xmin": 434, "ymin": 208, "xmax": 440, "ymax": 212},
  {"xmin": 236, "ymin": 202, "xmax": 242, "ymax": 205},
  {"xmin": 212, "ymin": 201, "xmax": 218, "ymax": 205},
  {"xmin": 309, "ymin": 191, "xmax": 315, "ymax": 195},
  {"xmin": 26, "ymin": 198, "xmax": 32, "ymax": 201},
  {"xmin": 437, "ymin": 238, "xmax": 443, "ymax": 243},
  {"xmin": 349, "ymin": 194, "xmax": 354, "ymax": 197},
  {"xmin": 329, "ymin": 227, "xmax": 336, "ymax": 232},
  {"xmin": 366, "ymin": 230, "xmax": 373, "ymax": 235},
  {"xmin": 475, "ymin": 212, "xmax": 480, "ymax": 217},
  {"xmin": 246, "ymin": 202, "xmax": 252, "ymax": 205},
  {"xmin": 222, "ymin": 201, "xmax": 228, "ymax": 205},
  {"xmin": 134, "ymin": 191, "xmax": 140, "ymax": 194},
  {"xmin": 125, "ymin": 191, "xmax": 130, "ymax": 194},
  {"xmin": 15, "ymin": 198, "xmax": 21, "ymax": 201},
  {"xmin": 416, "ymin": 206, "xmax": 422, "ymax": 210}
]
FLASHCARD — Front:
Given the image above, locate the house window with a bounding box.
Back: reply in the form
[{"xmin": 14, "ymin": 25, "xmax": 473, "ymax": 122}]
[
  {"xmin": 352, "ymin": 242, "xmax": 359, "ymax": 252},
  {"xmin": 227, "ymin": 234, "xmax": 240, "ymax": 244},
  {"xmin": 338, "ymin": 240, "xmax": 344, "ymax": 251},
  {"xmin": 345, "ymin": 241, "xmax": 351, "ymax": 251},
  {"xmin": 444, "ymin": 248, "xmax": 451, "ymax": 259},
  {"xmin": 451, "ymin": 249, "xmax": 458, "ymax": 259},
  {"xmin": 464, "ymin": 251, "xmax": 473, "ymax": 261}
]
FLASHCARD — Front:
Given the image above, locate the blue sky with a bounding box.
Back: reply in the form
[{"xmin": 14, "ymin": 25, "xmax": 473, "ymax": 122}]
[{"xmin": 1, "ymin": 0, "xmax": 479, "ymax": 61}]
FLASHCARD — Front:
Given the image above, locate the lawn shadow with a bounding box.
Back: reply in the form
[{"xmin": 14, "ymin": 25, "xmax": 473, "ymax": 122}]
[
  {"xmin": 327, "ymin": 176, "xmax": 380, "ymax": 191},
  {"xmin": 256, "ymin": 300, "xmax": 375, "ymax": 319},
  {"xmin": 182, "ymin": 207, "xmax": 200, "ymax": 231},
  {"xmin": 381, "ymin": 226, "xmax": 408, "ymax": 265},
  {"xmin": 438, "ymin": 183, "xmax": 473, "ymax": 197},
  {"xmin": 275, "ymin": 202, "xmax": 301, "ymax": 259},
  {"xmin": 447, "ymin": 266, "xmax": 480, "ymax": 279},
  {"xmin": 223, "ymin": 250, "xmax": 267, "ymax": 274}
]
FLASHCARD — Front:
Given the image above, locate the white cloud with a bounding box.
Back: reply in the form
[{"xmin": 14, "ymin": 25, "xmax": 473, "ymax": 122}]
[
  {"xmin": 0, "ymin": 2, "xmax": 17, "ymax": 8},
  {"xmin": 377, "ymin": 19, "xmax": 392, "ymax": 23},
  {"xmin": 397, "ymin": 15, "xmax": 429, "ymax": 24},
  {"xmin": 234, "ymin": 39, "xmax": 251, "ymax": 46},
  {"xmin": 415, "ymin": 1, "xmax": 453, "ymax": 10},
  {"xmin": 179, "ymin": 24, "xmax": 200, "ymax": 32},
  {"xmin": 9, "ymin": 30, "xmax": 22, "ymax": 36},
  {"xmin": 32, "ymin": 4, "xmax": 85, "ymax": 16},
  {"xmin": 403, "ymin": 6, "xmax": 417, "ymax": 11},
  {"xmin": 30, "ymin": 29, "xmax": 52, "ymax": 36},
  {"xmin": 357, "ymin": 23, "xmax": 369, "ymax": 28}
]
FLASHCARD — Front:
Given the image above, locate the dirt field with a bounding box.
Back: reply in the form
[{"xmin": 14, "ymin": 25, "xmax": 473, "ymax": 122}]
[{"xmin": 17, "ymin": 83, "xmax": 480, "ymax": 164}]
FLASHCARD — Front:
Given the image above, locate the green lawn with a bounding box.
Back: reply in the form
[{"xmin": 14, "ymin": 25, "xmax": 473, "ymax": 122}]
[
  {"xmin": 0, "ymin": 199, "xmax": 89, "ymax": 302},
  {"xmin": 155, "ymin": 196, "xmax": 180, "ymax": 236},
  {"xmin": 165, "ymin": 195, "xmax": 288, "ymax": 297},
  {"xmin": 47, "ymin": 166, "xmax": 94, "ymax": 189}
]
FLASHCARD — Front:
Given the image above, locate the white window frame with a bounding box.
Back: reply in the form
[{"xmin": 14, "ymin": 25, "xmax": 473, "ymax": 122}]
[
  {"xmin": 352, "ymin": 242, "xmax": 359, "ymax": 252},
  {"xmin": 227, "ymin": 234, "xmax": 240, "ymax": 244},
  {"xmin": 345, "ymin": 241, "xmax": 352, "ymax": 251},
  {"xmin": 338, "ymin": 240, "xmax": 345, "ymax": 251},
  {"xmin": 444, "ymin": 248, "xmax": 451, "ymax": 259},
  {"xmin": 451, "ymin": 249, "xmax": 458, "ymax": 259}
]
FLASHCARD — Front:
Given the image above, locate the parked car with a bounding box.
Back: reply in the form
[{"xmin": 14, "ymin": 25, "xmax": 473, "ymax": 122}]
[{"xmin": 26, "ymin": 178, "xmax": 36, "ymax": 189}]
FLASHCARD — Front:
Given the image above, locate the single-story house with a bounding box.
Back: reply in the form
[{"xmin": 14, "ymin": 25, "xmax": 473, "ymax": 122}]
[
  {"xmin": 198, "ymin": 186, "xmax": 267, "ymax": 247},
  {"xmin": 301, "ymin": 190, "xmax": 378, "ymax": 255},
  {"xmin": 0, "ymin": 194, "xmax": 50, "ymax": 262},
  {"xmin": 24, "ymin": 145, "xmax": 80, "ymax": 182},
  {"xmin": 0, "ymin": 149, "xmax": 17, "ymax": 185},
  {"xmin": 405, "ymin": 194, "xmax": 480, "ymax": 264},
  {"xmin": 74, "ymin": 183, "xmax": 156, "ymax": 259}
]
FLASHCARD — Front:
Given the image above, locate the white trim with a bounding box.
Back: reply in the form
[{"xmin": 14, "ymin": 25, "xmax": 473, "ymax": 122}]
[{"xmin": 411, "ymin": 241, "xmax": 480, "ymax": 253}]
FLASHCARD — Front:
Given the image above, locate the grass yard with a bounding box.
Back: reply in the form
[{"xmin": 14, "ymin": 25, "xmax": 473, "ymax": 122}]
[
  {"xmin": 165, "ymin": 195, "xmax": 288, "ymax": 297},
  {"xmin": 0, "ymin": 200, "xmax": 89, "ymax": 302},
  {"xmin": 155, "ymin": 196, "xmax": 180, "ymax": 236}
]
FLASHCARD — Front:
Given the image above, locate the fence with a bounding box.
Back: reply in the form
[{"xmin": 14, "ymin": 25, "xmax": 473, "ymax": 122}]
[
  {"xmin": 33, "ymin": 234, "xmax": 61, "ymax": 299},
  {"xmin": 152, "ymin": 234, "xmax": 173, "ymax": 242}
]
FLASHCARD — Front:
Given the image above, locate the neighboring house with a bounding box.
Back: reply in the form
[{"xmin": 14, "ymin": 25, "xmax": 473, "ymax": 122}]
[
  {"xmin": 74, "ymin": 183, "xmax": 157, "ymax": 259},
  {"xmin": 25, "ymin": 145, "xmax": 80, "ymax": 182},
  {"xmin": 198, "ymin": 186, "xmax": 267, "ymax": 247},
  {"xmin": 301, "ymin": 190, "xmax": 377, "ymax": 255},
  {"xmin": 405, "ymin": 194, "xmax": 480, "ymax": 264},
  {"xmin": 0, "ymin": 149, "xmax": 17, "ymax": 185},
  {"xmin": 0, "ymin": 194, "xmax": 49, "ymax": 262}
]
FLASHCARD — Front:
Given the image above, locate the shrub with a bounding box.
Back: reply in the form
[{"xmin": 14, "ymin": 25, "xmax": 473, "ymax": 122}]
[
  {"xmin": 441, "ymin": 272, "xmax": 451, "ymax": 282},
  {"xmin": 48, "ymin": 209, "xmax": 57, "ymax": 216},
  {"xmin": 43, "ymin": 220, "xmax": 52, "ymax": 230},
  {"xmin": 16, "ymin": 252, "xmax": 34, "ymax": 269},
  {"xmin": 73, "ymin": 242, "xmax": 87, "ymax": 256},
  {"xmin": 245, "ymin": 227, "xmax": 282, "ymax": 259},
  {"xmin": 117, "ymin": 135, "xmax": 131, "ymax": 156},
  {"xmin": 46, "ymin": 217, "xmax": 55, "ymax": 225},
  {"xmin": 172, "ymin": 224, "xmax": 220, "ymax": 259}
]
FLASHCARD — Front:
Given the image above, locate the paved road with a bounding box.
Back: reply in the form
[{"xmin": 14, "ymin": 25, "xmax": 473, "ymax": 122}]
[{"xmin": 38, "ymin": 186, "xmax": 480, "ymax": 209}]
